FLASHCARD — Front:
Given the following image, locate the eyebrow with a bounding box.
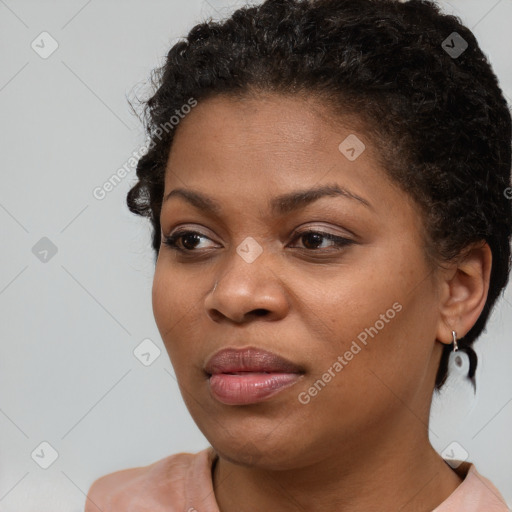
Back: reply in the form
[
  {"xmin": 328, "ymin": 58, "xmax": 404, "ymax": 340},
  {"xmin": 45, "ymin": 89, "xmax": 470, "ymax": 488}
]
[{"xmin": 163, "ymin": 183, "xmax": 372, "ymax": 216}]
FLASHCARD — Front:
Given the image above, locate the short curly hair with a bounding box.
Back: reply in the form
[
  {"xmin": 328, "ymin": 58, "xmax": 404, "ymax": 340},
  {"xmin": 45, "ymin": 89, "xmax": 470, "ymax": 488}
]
[{"xmin": 127, "ymin": 0, "xmax": 512, "ymax": 390}]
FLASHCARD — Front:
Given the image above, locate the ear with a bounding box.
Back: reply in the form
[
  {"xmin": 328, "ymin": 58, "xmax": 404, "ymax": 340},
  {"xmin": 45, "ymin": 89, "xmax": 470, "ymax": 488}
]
[{"xmin": 435, "ymin": 241, "xmax": 492, "ymax": 345}]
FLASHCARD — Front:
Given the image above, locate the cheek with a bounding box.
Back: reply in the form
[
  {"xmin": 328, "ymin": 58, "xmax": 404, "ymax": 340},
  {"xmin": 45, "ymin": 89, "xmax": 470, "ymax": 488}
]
[
  {"xmin": 294, "ymin": 293, "xmax": 433, "ymax": 432},
  {"xmin": 151, "ymin": 265, "xmax": 170, "ymax": 332},
  {"xmin": 298, "ymin": 258, "xmax": 399, "ymax": 347},
  {"xmin": 151, "ymin": 265, "xmax": 191, "ymax": 351},
  {"xmin": 297, "ymin": 246, "xmax": 435, "ymax": 388},
  {"xmin": 151, "ymin": 263, "xmax": 209, "ymax": 380}
]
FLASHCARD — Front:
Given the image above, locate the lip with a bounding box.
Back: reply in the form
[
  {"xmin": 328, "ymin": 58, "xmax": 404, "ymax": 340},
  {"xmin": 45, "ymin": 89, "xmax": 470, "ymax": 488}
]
[
  {"xmin": 204, "ymin": 347, "xmax": 305, "ymax": 405},
  {"xmin": 204, "ymin": 346, "xmax": 304, "ymax": 375}
]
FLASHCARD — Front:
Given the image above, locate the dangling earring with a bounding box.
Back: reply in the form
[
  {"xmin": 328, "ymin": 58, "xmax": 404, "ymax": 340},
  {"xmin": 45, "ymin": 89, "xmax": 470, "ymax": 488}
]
[
  {"xmin": 448, "ymin": 330, "xmax": 469, "ymax": 376},
  {"xmin": 437, "ymin": 330, "xmax": 478, "ymax": 419}
]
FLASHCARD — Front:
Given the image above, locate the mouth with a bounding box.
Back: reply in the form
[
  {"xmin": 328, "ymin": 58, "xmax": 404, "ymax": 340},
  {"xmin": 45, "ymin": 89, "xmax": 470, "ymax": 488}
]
[
  {"xmin": 204, "ymin": 347, "xmax": 305, "ymax": 405},
  {"xmin": 223, "ymin": 371, "xmax": 270, "ymax": 374}
]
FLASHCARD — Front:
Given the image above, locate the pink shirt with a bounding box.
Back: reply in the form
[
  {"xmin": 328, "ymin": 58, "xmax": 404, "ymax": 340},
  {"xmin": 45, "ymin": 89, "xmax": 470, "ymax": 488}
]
[{"xmin": 86, "ymin": 446, "xmax": 510, "ymax": 511}]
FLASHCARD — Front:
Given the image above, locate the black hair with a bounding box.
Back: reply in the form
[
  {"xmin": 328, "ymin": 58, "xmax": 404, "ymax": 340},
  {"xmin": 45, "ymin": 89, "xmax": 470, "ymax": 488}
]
[{"xmin": 126, "ymin": 0, "xmax": 512, "ymax": 390}]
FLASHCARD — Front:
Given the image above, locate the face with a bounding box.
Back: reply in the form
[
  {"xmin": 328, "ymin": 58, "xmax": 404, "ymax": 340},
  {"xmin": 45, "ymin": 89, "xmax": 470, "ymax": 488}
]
[{"xmin": 152, "ymin": 93, "xmax": 445, "ymax": 470}]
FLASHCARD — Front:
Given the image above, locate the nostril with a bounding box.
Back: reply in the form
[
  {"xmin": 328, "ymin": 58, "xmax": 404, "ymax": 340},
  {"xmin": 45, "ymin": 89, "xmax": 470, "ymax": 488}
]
[{"xmin": 252, "ymin": 309, "xmax": 268, "ymax": 317}]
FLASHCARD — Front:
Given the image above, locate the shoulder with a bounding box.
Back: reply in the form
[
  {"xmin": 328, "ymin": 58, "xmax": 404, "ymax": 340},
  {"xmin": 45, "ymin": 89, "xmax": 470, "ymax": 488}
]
[
  {"xmin": 435, "ymin": 462, "xmax": 510, "ymax": 512},
  {"xmin": 85, "ymin": 450, "xmax": 205, "ymax": 512},
  {"xmin": 461, "ymin": 464, "xmax": 510, "ymax": 511}
]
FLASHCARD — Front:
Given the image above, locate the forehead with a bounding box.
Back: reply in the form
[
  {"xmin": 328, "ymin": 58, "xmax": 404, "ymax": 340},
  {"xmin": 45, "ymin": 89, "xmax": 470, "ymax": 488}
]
[
  {"xmin": 162, "ymin": 92, "xmax": 419, "ymax": 227},
  {"xmin": 166, "ymin": 93, "xmax": 374, "ymax": 186},
  {"xmin": 171, "ymin": 92, "xmax": 358, "ymax": 151}
]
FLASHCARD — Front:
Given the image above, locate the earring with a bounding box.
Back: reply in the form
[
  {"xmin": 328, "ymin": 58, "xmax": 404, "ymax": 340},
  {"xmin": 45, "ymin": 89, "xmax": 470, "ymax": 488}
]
[
  {"xmin": 437, "ymin": 330, "xmax": 478, "ymax": 418},
  {"xmin": 448, "ymin": 330, "xmax": 469, "ymax": 375},
  {"xmin": 452, "ymin": 330, "xmax": 459, "ymax": 352}
]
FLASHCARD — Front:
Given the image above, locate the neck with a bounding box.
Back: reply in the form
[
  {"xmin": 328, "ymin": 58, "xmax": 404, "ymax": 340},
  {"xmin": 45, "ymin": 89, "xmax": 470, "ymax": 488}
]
[{"xmin": 212, "ymin": 422, "xmax": 464, "ymax": 512}]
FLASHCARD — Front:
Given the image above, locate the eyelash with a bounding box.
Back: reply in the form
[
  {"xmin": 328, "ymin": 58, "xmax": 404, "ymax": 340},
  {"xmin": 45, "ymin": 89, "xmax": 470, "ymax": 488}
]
[{"xmin": 162, "ymin": 229, "xmax": 354, "ymax": 255}]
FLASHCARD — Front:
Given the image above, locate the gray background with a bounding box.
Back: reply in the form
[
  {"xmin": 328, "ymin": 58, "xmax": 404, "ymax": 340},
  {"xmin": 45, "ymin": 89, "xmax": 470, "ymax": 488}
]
[{"xmin": 0, "ymin": 0, "xmax": 511, "ymax": 510}]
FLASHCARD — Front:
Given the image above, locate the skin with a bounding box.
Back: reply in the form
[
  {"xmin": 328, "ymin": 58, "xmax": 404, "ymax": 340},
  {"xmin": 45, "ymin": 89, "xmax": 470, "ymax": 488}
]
[{"xmin": 86, "ymin": 92, "xmax": 492, "ymax": 511}]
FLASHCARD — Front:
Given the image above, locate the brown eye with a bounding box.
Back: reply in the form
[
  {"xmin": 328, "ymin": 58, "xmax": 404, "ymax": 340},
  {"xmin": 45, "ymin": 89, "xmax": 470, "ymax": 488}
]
[
  {"xmin": 290, "ymin": 230, "xmax": 354, "ymax": 250},
  {"xmin": 163, "ymin": 230, "xmax": 215, "ymax": 253}
]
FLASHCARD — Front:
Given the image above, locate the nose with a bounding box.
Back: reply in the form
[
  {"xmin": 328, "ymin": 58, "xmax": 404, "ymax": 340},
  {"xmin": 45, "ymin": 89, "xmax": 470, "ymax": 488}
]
[{"xmin": 204, "ymin": 251, "xmax": 289, "ymax": 324}]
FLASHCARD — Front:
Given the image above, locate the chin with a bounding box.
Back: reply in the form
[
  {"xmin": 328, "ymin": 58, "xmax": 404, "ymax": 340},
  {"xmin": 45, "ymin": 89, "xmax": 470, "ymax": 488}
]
[{"xmin": 210, "ymin": 435, "xmax": 311, "ymax": 471}]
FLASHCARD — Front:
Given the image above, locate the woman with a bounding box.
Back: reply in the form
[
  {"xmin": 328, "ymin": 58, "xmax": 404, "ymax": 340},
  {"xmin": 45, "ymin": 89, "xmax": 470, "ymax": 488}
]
[{"xmin": 85, "ymin": 0, "xmax": 511, "ymax": 510}]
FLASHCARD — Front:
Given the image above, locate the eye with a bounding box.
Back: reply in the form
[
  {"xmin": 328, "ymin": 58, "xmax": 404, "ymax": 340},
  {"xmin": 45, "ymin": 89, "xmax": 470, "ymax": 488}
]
[
  {"xmin": 289, "ymin": 229, "xmax": 354, "ymax": 251},
  {"xmin": 161, "ymin": 228, "xmax": 355, "ymax": 256},
  {"xmin": 162, "ymin": 230, "xmax": 216, "ymax": 253}
]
